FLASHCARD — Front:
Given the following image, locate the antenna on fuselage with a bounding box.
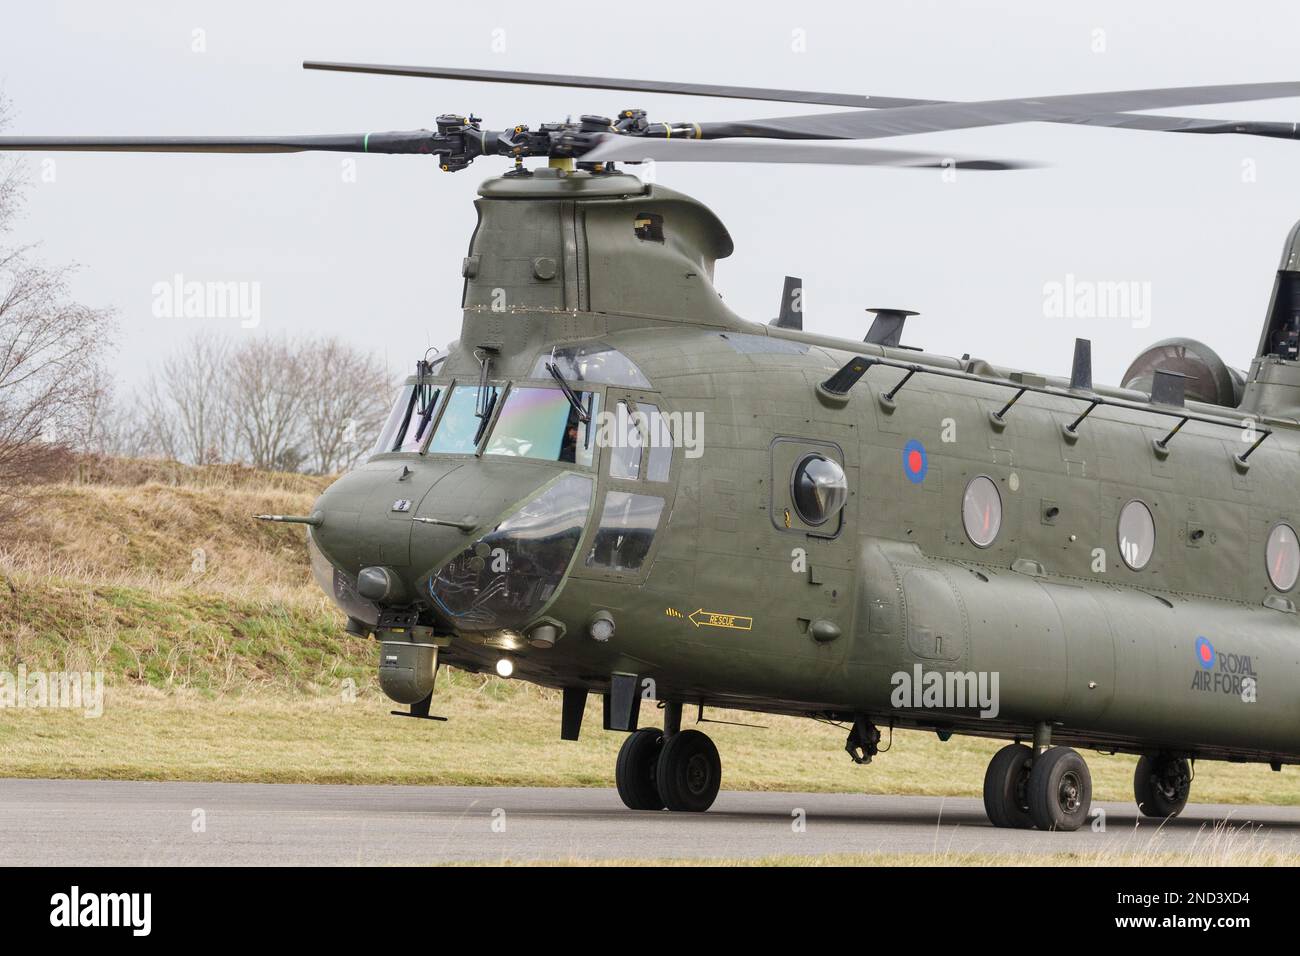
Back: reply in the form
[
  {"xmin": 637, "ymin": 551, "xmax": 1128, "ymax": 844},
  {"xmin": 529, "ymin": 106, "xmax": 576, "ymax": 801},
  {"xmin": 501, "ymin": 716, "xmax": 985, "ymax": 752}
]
[
  {"xmin": 865, "ymin": 308, "xmax": 918, "ymax": 348},
  {"xmin": 770, "ymin": 276, "xmax": 803, "ymax": 330},
  {"xmin": 1070, "ymin": 338, "xmax": 1093, "ymax": 391}
]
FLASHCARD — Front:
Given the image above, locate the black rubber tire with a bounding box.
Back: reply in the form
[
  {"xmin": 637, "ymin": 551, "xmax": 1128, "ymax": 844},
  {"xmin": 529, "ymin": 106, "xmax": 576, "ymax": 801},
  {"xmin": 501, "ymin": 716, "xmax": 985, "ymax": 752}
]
[
  {"xmin": 982, "ymin": 743, "xmax": 1035, "ymax": 829},
  {"xmin": 1027, "ymin": 746, "xmax": 1092, "ymax": 831},
  {"xmin": 1134, "ymin": 754, "xmax": 1191, "ymax": 818},
  {"xmin": 656, "ymin": 729, "xmax": 721, "ymax": 812},
  {"xmin": 615, "ymin": 728, "xmax": 666, "ymax": 810}
]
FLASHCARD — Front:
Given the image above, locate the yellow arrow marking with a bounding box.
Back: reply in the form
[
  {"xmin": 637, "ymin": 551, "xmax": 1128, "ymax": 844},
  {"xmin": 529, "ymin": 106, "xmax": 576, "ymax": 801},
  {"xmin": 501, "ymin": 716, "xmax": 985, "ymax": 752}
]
[{"xmin": 688, "ymin": 609, "xmax": 753, "ymax": 630}]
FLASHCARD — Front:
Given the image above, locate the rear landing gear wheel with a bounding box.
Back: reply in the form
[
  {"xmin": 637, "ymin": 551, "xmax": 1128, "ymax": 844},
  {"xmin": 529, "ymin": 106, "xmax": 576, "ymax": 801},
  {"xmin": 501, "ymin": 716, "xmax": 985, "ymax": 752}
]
[
  {"xmin": 615, "ymin": 728, "xmax": 666, "ymax": 810},
  {"xmin": 983, "ymin": 743, "xmax": 1034, "ymax": 829},
  {"xmin": 1134, "ymin": 754, "xmax": 1191, "ymax": 818},
  {"xmin": 1027, "ymin": 746, "xmax": 1092, "ymax": 831},
  {"xmin": 656, "ymin": 729, "xmax": 721, "ymax": 812}
]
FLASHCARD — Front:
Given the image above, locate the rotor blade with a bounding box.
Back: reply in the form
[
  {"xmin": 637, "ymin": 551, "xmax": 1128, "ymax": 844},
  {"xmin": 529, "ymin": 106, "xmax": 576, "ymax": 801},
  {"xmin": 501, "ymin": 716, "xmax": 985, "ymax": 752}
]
[
  {"xmin": 583, "ymin": 136, "xmax": 1039, "ymax": 170},
  {"xmin": 305, "ymin": 62, "xmax": 1300, "ymax": 143},
  {"xmin": 0, "ymin": 131, "xmax": 442, "ymax": 154},
  {"xmin": 1064, "ymin": 113, "xmax": 1300, "ymax": 139},
  {"xmin": 696, "ymin": 81, "xmax": 1300, "ymax": 141},
  {"xmin": 302, "ymin": 60, "xmax": 941, "ymax": 110}
]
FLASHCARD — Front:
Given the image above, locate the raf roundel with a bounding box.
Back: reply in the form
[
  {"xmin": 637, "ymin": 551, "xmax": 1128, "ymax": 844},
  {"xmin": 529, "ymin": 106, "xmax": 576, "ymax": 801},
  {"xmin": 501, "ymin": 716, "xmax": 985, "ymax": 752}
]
[
  {"xmin": 902, "ymin": 439, "xmax": 928, "ymax": 484},
  {"xmin": 1195, "ymin": 636, "xmax": 1216, "ymax": 671}
]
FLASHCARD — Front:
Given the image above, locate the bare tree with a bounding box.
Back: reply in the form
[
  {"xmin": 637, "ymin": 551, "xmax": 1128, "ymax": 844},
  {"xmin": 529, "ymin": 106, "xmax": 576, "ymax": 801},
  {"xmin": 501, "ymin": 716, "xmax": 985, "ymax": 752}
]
[
  {"xmin": 299, "ymin": 336, "xmax": 390, "ymax": 474},
  {"xmin": 226, "ymin": 336, "xmax": 307, "ymax": 471},
  {"xmin": 0, "ymin": 93, "xmax": 115, "ymax": 523},
  {"xmin": 139, "ymin": 334, "xmax": 232, "ymax": 464}
]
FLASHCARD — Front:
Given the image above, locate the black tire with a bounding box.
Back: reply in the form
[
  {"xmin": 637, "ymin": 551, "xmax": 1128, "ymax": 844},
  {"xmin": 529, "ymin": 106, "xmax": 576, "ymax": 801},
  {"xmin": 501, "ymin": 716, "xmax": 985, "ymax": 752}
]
[
  {"xmin": 615, "ymin": 728, "xmax": 665, "ymax": 810},
  {"xmin": 1134, "ymin": 754, "xmax": 1191, "ymax": 818},
  {"xmin": 982, "ymin": 743, "xmax": 1035, "ymax": 829},
  {"xmin": 656, "ymin": 729, "xmax": 721, "ymax": 812},
  {"xmin": 1027, "ymin": 746, "xmax": 1092, "ymax": 831}
]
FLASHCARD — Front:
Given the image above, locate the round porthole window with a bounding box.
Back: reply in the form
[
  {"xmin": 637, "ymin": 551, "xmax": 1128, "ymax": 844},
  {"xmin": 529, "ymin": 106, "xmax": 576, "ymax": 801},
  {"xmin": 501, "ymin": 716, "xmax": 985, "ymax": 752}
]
[
  {"xmin": 791, "ymin": 454, "xmax": 848, "ymax": 527},
  {"xmin": 1266, "ymin": 523, "xmax": 1300, "ymax": 592},
  {"xmin": 962, "ymin": 475, "xmax": 1002, "ymax": 548},
  {"xmin": 1118, "ymin": 499, "xmax": 1156, "ymax": 571}
]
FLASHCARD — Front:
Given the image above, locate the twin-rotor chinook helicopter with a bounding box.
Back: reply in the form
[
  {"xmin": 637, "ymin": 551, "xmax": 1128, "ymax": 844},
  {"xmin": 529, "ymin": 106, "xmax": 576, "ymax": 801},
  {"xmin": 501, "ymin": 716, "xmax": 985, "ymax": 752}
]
[{"xmin": 11, "ymin": 61, "xmax": 1300, "ymax": 830}]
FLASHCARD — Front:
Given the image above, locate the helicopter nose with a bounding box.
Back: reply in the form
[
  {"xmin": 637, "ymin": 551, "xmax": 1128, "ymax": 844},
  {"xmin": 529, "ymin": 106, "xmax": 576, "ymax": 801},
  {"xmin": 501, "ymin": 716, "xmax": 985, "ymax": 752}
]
[
  {"xmin": 308, "ymin": 458, "xmax": 466, "ymax": 575},
  {"xmin": 308, "ymin": 457, "xmax": 574, "ymax": 614}
]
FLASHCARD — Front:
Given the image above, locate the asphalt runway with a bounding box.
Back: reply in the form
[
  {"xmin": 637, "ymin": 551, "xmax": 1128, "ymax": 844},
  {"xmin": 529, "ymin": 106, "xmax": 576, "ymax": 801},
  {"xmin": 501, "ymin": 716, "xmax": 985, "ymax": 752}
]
[{"xmin": 1, "ymin": 779, "xmax": 1297, "ymax": 865}]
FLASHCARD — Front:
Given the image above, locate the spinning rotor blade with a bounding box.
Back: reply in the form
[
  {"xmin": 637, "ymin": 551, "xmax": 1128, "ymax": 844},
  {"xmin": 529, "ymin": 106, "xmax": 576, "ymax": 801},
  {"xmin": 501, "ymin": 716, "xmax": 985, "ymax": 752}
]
[
  {"xmin": 302, "ymin": 60, "xmax": 941, "ymax": 110},
  {"xmin": 305, "ymin": 62, "xmax": 1300, "ymax": 143},
  {"xmin": 0, "ymin": 131, "xmax": 446, "ymax": 154},
  {"xmin": 694, "ymin": 82, "xmax": 1300, "ymax": 141},
  {"xmin": 583, "ymin": 136, "xmax": 1040, "ymax": 170}
]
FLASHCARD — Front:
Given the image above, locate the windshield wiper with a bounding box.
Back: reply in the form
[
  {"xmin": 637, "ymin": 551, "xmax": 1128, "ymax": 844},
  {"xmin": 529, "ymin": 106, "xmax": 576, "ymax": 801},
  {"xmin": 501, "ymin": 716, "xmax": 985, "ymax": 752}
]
[
  {"xmin": 472, "ymin": 388, "xmax": 498, "ymax": 446},
  {"xmin": 546, "ymin": 362, "xmax": 591, "ymax": 424},
  {"xmin": 413, "ymin": 387, "xmax": 440, "ymax": 444}
]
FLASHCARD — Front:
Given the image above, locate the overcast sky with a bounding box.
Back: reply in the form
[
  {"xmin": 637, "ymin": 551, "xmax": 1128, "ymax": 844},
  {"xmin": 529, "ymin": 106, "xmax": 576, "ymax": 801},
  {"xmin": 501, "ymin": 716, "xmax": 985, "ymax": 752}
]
[{"xmin": 4, "ymin": 0, "xmax": 1300, "ymax": 393}]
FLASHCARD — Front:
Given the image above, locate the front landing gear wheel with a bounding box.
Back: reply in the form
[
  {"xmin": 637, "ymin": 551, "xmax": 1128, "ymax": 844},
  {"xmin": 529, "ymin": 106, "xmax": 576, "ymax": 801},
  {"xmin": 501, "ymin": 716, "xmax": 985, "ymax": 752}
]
[
  {"xmin": 1027, "ymin": 746, "xmax": 1092, "ymax": 831},
  {"xmin": 656, "ymin": 729, "xmax": 721, "ymax": 812},
  {"xmin": 983, "ymin": 743, "xmax": 1034, "ymax": 829},
  {"xmin": 616, "ymin": 728, "xmax": 665, "ymax": 810},
  {"xmin": 1134, "ymin": 754, "xmax": 1191, "ymax": 818}
]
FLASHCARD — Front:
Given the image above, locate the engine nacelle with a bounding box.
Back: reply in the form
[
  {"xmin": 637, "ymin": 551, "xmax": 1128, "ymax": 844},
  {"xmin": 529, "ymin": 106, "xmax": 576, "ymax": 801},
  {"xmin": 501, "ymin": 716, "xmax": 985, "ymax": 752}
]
[{"xmin": 1121, "ymin": 337, "xmax": 1245, "ymax": 408}]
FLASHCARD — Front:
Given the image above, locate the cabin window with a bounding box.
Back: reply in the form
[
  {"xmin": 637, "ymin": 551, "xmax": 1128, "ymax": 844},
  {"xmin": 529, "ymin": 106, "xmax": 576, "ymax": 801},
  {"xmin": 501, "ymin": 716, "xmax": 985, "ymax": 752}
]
[
  {"xmin": 962, "ymin": 475, "xmax": 1003, "ymax": 548},
  {"xmin": 1266, "ymin": 523, "xmax": 1300, "ymax": 592},
  {"xmin": 585, "ymin": 491, "xmax": 665, "ymax": 572},
  {"xmin": 790, "ymin": 454, "xmax": 848, "ymax": 527},
  {"xmin": 1118, "ymin": 499, "xmax": 1156, "ymax": 571}
]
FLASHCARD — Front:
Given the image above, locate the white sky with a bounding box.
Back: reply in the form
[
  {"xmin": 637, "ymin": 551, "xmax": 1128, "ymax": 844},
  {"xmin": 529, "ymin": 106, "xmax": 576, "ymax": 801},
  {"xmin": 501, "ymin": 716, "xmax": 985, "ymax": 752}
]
[{"xmin": 4, "ymin": 0, "xmax": 1300, "ymax": 390}]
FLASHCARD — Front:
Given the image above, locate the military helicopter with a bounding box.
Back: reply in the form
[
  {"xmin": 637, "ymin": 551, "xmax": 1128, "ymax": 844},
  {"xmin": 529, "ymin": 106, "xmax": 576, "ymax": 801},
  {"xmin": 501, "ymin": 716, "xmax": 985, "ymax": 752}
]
[{"xmin": 8, "ymin": 62, "xmax": 1300, "ymax": 831}]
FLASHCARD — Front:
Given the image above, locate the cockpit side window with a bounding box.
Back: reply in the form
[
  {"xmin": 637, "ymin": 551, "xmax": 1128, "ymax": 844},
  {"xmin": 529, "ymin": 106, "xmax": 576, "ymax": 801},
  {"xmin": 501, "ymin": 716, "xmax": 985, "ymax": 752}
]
[
  {"xmin": 603, "ymin": 400, "xmax": 674, "ymax": 482},
  {"xmin": 371, "ymin": 384, "xmax": 416, "ymax": 457},
  {"xmin": 370, "ymin": 381, "xmax": 446, "ymax": 456},
  {"xmin": 639, "ymin": 403, "xmax": 673, "ymax": 482},
  {"xmin": 584, "ymin": 491, "xmax": 665, "ymax": 572},
  {"xmin": 605, "ymin": 401, "xmax": 644, "ymax": 480},
  {"xmin": 584, "ymin": 394, "xmax": 673, "ymax": 576},
  {"xmin": 397, "ymin": 382, "xmax": 442, "ymax": 453}
]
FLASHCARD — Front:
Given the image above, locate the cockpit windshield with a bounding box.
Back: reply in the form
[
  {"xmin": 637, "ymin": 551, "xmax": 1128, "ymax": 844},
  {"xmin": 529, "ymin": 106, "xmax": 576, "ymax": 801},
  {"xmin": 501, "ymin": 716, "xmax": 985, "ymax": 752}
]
[
  {"xmin": 370, "ymin": 372, "xmax": 603, "ymax": 466},
  {"xmin": 485, "ymin": 387, "xmax": 600, "ymax": 466},
  {"xmin": 429, "ymin": 384, "xmax": 497, "ymax": 455}
]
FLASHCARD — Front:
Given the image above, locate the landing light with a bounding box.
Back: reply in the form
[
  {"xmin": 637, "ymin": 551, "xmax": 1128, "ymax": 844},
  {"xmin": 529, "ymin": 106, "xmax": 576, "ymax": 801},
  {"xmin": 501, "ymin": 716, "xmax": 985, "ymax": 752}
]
[
  {"xmin": 495, "ymin": 658, "xmax": 515, "ymax": 679},
  {"xmin": 588, "ymin": 611, "xmax": 615, "ymax": 643}
]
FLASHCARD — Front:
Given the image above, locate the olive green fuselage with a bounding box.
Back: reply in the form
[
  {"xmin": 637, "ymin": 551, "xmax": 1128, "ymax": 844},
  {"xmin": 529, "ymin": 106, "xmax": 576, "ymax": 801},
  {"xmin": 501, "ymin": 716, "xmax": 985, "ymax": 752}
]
[{"xmin": 312, "ymin": 169, "xmax": 1300, "ymax": 767}]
